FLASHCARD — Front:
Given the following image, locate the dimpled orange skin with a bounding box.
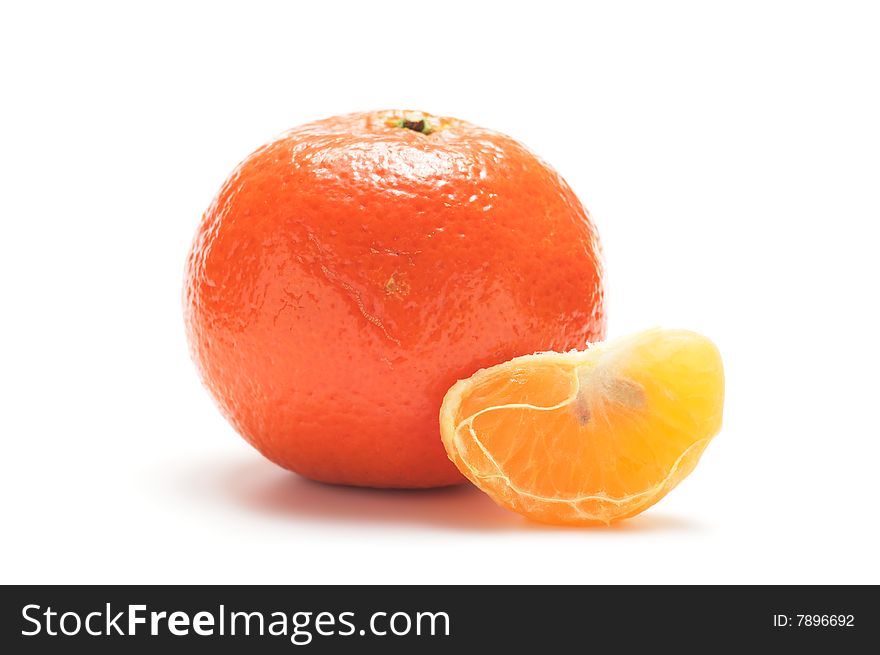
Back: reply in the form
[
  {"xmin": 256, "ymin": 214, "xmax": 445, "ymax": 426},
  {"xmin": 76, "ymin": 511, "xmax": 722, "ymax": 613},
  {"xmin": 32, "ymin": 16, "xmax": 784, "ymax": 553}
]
[{"xmin": 184, "ymin": 110, "xmax": 605, "ymax": 488}]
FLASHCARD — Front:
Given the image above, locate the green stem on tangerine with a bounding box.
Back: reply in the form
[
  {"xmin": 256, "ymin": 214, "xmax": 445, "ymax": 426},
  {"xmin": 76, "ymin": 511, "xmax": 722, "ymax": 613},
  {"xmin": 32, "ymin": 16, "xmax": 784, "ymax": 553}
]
[{"xmin": 391, "ymin": 115, "xmax": 435, "ymax": 135}]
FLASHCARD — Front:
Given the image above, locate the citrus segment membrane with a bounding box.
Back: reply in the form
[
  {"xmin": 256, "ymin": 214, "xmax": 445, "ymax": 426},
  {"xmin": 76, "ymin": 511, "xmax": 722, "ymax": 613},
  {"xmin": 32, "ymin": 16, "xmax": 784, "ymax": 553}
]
[{"xmin": 439, "ymin": 329, "xmax": 724, "ymax": 525}]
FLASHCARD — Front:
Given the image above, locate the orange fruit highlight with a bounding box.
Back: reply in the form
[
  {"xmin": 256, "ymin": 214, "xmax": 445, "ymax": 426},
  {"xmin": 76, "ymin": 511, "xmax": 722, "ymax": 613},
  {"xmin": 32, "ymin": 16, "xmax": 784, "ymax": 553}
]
[
  {"xmin": 184, "ymin": 110, "xmax": 605, "ymax": 488},
  {"xmin": 439, "ymin": 329, "xmax": 724, "ymax": 524}
]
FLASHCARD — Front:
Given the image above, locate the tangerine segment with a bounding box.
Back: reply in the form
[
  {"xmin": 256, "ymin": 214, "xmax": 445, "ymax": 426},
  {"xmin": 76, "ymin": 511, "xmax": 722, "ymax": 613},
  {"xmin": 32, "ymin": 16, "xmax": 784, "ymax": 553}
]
[{"xmin": 439, "ymin": 329, "xmax": 724, "ymax": 525}]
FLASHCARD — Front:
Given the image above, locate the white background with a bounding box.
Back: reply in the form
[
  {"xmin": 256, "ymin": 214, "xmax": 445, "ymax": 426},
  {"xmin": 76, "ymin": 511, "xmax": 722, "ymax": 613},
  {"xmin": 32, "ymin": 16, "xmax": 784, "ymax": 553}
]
[{"xmin": 2, "ymin": 1, "xmax": 878, "ymax": 585}]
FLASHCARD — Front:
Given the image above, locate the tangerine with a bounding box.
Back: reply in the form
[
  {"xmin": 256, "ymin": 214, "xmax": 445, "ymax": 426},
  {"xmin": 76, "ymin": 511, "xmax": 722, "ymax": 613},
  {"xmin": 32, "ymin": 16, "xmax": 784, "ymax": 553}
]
[
  {"xmin": 439, "ymin": 329, "xmax": 724, "ymax": 523},
  {"xmin": 184, "ymin": 110, "xmax": 605, "ymax": 487}
]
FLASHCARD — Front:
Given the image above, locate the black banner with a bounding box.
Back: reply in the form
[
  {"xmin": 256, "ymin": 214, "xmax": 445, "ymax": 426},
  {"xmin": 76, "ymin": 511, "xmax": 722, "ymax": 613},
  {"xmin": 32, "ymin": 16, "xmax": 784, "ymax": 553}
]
[{"xmin": 1, "ymin": 585, "xmax": 874, "ymax": 652}]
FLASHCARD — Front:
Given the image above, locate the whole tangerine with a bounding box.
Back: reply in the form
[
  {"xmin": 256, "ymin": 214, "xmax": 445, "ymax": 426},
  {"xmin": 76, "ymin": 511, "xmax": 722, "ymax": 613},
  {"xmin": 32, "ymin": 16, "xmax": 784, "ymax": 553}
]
[{"xmin": 184, "ymin": 110, "xmax": 605, "ymax": 488}]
